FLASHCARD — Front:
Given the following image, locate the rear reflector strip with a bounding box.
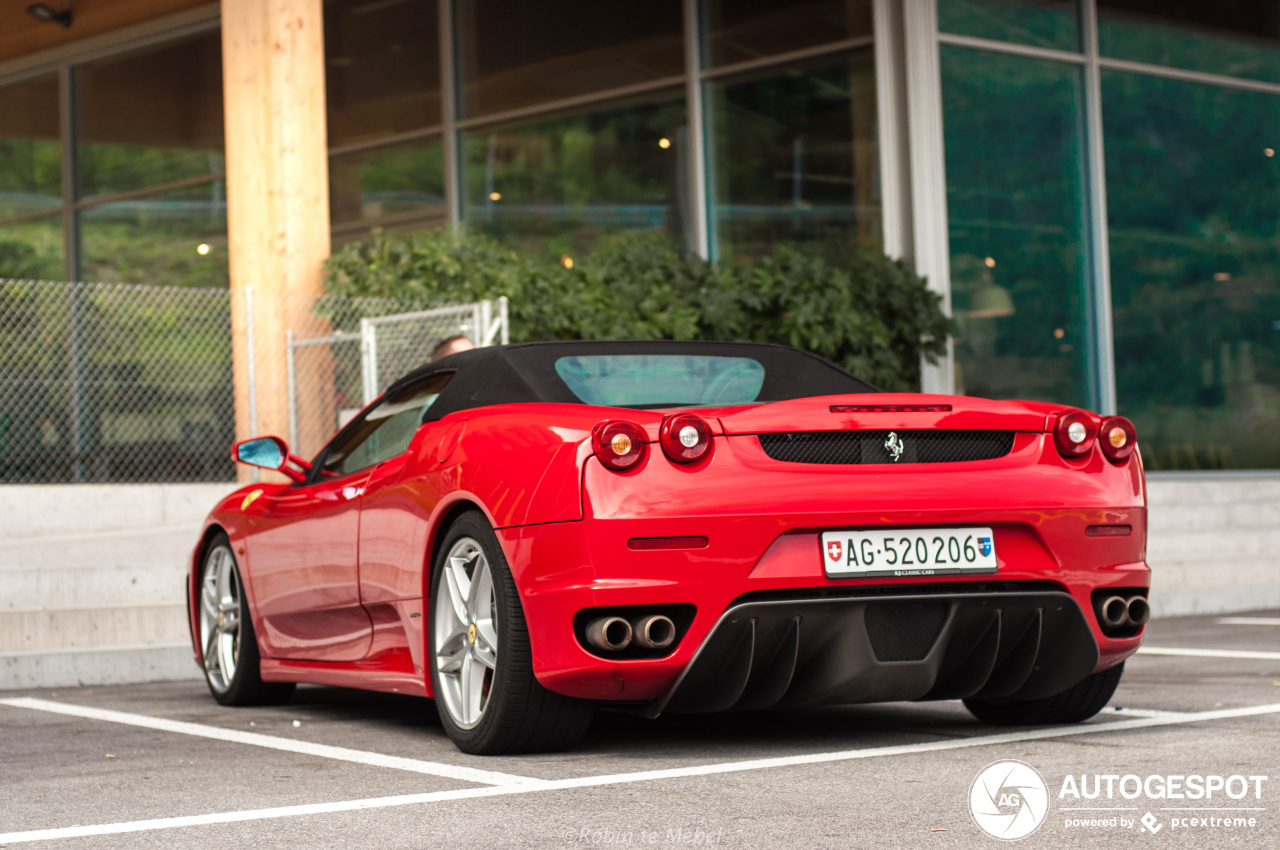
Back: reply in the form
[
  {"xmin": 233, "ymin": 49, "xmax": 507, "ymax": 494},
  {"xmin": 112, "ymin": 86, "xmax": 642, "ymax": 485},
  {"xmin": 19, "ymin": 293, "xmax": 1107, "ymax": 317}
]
[
  {"xmin": 628, "ymin": 536, "xmax": 709, "ymax": 551},
  {"xmin": 1086, "ymin": 524, "xmax": 1132, "ymax": 537},
  {"xmin": 829, "ymin": 404, "xmax": 953, "ymax": 413}
]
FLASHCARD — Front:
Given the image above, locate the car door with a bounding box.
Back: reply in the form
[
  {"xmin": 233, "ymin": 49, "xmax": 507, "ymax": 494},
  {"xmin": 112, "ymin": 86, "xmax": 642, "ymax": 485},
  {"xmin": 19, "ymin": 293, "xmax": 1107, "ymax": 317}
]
[
  {"xmin": 244, "ymin": 382, "xmax": 445, "ymax": 661},
  {"xmin": 357, "ymin": 372, "xmax": 456, "ymax": 607}
]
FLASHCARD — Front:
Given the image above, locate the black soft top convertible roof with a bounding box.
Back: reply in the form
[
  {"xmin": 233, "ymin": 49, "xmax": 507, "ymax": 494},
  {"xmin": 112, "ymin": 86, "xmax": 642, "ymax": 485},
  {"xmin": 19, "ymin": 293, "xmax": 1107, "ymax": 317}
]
[{"xmin": 386, "ymin": 340, "xmax": 877, "ymax": 421}]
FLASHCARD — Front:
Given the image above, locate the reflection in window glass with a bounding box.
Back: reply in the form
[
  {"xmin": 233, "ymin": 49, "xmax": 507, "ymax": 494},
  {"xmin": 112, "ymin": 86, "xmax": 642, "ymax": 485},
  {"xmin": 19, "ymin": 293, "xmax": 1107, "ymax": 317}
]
[
  {"xmin": 1103, "ymin": 71, "xmax": 1280, "ymax": 470},
  {"xmin": 77, "ymin": 31, "xmax": 224, "ymax": 199},
  {"xmin": 937, "ymin": 0, "xmax": 1079, "ymax": 52},
  {"xmin": 0, "ymin": 75, "xmax": 61, "ymax": 213},
  {"xmin": 0, "ymin": 75, "xmax": 63, "ymax": 280},
  {"xmin": 705, "ymin": 0, "xmax": 871, "ymax": 67},
  {"xmin": 323, "ymin": 376, "xmax": 451, "ymax": 476},
  {"xmin": 324, "ymin": 0, "xmax": 440, "ymax": 147},
  {"xmin": 941, "ymin": 46, "xmax": 1090, "ymax": 408},
  {"xmin": 1098, "ymin": 1, "xmax": 1280, "ymax": 84},
  {"xmin": 709, "ymin": 54, "xmax": 879, "ymax": 262},
  {"xmin": 79, "ymin": 181, "xmax": 228, "ymax": 288},
  {"xmin": 330, "ymin": 139, "xmax": 445, "ymax": 227},
  {"xmin": 456, "ymin": 0, "xmax": 683, "ymax": 118},
  {"xmin": 461, "ymin": 97, "xmax": 686, "ymax": 255},
  {"xmin": 0, "ymin": 214, "xmax": 64, "ymax": 280}
]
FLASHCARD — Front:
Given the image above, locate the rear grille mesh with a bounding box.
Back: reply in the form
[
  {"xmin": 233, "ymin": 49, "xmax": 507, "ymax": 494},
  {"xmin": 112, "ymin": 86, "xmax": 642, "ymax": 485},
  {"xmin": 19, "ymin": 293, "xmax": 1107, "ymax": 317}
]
[
  {"xmin": 758, "ymin": 430, "xmax": 1015, "ymax": 464},
  {"xmin": 865, "ymin": 602, "xmax": 950, "ymax": 662}
]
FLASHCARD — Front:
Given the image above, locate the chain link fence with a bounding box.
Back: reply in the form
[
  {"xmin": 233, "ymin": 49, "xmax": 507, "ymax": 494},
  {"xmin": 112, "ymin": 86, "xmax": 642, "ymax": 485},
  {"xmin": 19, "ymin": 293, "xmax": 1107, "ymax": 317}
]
[
  {"xmin": 283, "ymin": 294, "xmax": 507, "ymax": 459},
  {"xmin": 0, "ymin": 279, "xmax": 505, "ymax": 484}
]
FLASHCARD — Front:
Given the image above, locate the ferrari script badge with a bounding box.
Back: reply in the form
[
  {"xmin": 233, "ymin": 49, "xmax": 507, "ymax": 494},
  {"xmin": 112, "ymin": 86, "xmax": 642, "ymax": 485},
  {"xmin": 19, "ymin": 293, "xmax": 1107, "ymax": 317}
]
[
  {"xmin": 468, "ymin": 623, "xmax": 477, "ymax": 644},
  {"xmin": 885, "ymin": 431, "xmax": 905, "ymax": 462}
]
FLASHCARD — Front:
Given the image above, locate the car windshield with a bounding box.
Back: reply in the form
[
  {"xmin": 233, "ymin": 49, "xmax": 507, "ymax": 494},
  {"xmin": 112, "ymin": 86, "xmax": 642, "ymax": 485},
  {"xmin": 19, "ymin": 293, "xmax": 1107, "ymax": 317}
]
[{"xmin": 553, "ymin": 355, "xmax": 767, "ymax": 407}]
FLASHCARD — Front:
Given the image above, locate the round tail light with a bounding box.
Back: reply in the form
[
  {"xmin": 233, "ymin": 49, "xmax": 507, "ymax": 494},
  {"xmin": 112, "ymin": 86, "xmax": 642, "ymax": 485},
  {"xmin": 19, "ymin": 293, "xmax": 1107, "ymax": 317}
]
[
  {"xmin": 1099, "ymin": 416, "xmax": 1137, "ymax": 462},
  {"xmin": 592, "ymin": 421, "xmax": 647, "ymax": 471},
  {"xmin": 1054, "ymin": 410, "xmax": 1097, "ymax": 458},
  {"xmin": 660, "ymin": 414, "xmax": 713, "ymax": 463}
]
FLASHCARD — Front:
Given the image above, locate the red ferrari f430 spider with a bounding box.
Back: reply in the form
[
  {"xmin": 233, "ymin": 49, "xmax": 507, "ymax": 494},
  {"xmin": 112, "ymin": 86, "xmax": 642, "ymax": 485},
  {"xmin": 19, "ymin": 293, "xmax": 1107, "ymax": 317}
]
[{"xmin": 188, "ymin": 341, "xmax": 1148, "ymax": 754}]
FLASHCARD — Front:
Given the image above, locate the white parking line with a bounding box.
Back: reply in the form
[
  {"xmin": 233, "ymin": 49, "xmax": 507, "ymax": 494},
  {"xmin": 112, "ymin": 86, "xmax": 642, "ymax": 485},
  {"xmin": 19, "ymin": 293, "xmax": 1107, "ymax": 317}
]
[
  {"xmin": 1218, "ymin": 617, "xmax": 1280, "ymax": 626},
  {"xmin": 0, "ymin": 698, "xmax": 540, "ymax": 788},
  {"xmin": 1137, "ymin": 646, "xmax": 1280, "ymax": 661},
  {"xmin": 2, "ymin": 700, "xmax": 1279, "ymax": 845}
]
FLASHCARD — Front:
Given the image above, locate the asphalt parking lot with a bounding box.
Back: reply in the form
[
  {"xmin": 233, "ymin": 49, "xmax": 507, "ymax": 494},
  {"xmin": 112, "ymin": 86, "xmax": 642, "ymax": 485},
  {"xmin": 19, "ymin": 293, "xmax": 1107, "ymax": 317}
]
[{"xmin": 2, "ymin": 611, "xmax": 1278, "ymax": 849}]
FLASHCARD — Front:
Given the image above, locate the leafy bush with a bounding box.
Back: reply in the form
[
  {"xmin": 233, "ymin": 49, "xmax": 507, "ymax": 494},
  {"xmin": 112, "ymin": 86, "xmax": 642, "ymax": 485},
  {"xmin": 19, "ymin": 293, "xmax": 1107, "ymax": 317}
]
[{"xmin": 324, "ymin": 229, "xmax": 951, "ymax": 391}]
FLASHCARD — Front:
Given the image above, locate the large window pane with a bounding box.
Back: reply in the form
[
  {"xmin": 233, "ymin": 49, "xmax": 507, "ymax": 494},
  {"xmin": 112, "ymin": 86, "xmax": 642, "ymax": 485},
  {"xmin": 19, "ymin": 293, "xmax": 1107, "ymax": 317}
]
[
  {"xmin": 705, "ymin": 0, "xmax": 871, "ymax": 68},
  {"xmin": 461, "ymin": 97, "xmax": 686, "ymax": 255},
  {"xmin": 0, "ymin": 75, "xmax": 61, "ymax": 215},
  {"xmin": 941, "ymin": 47, "xmax": 1090, "ymax": 407},
  {"xmin": 330, "ymin": 139, "xmax": 445, "ymax": 227},
  {"xmin": 709, "ymin": 54, "xmax": 879, "ymax": 262},
  {"xmin": 456, "ymin": 1, "xmax": 683, "ymax": 118},
  {"xmin": 937, "ymin": 0, "xmax": 1079, "ymax": 52},
  {"xmin": 1098, "ymin": 2, "xmax": 1280, "ymax": 84},
  {"xmin": 79, "ymin": 182, "xmax": 228, "ymax": 288},
  {"xmin": 77, "ymin": 31, "xmax": 224, "ymax": 199},
  {"xmin": 1103, "ymin": 72, "xmax": 1280, "ymax": 470},
  {"xmin": 0, "ymin": 75, "xmax": 63, "ymax": 280},
  {"xmin": 324, "ymin": 0, "xmax": 440, "ymax": 147}
]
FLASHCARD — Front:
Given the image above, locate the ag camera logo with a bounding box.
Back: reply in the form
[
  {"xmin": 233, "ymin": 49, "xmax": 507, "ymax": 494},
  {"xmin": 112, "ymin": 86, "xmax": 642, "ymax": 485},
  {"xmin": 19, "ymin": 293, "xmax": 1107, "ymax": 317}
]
[{"xmin": 969, "ymin": 760, "xmax": 1049, "ymax": 840}]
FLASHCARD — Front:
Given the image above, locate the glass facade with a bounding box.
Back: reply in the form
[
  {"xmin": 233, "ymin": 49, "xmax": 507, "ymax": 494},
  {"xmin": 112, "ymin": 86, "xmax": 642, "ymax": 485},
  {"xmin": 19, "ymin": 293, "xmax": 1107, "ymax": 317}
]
[
  {"xmin": 1098, "ymin": 1, "xmax": 1280, "ymax": 84},
  {"xmin": 938, "ymin": 1, "xmax": 1280, "ymax": 470},
  {"xmin": 0, "ymin": 74, "xmax": 62, "ymax": 280},
  {"xmin": 704, "ymin": 0, "xmax": 872, "ymax": 66},
  {"xmin": 938, "ymin": 0, "xmax": 1079, "ymax": 51},
  {"xmin": 709, "ymin": 53, "xmax": 879, "ymax": 263},
  {"xmin": 324, "ymin": 0, "xmax": 441, "ymax": 147},
  {"xmin": 455, "ymin": 0, "xmax": 684, "ymax": 118},
  {"xmin": 1103, "ymin": 72, "xmax": 1280, "ymax": 470},
  {"xmin": 461, "ymin": 96, "xmax": 686, "ymax": 254},
  {"xmin": 0, "ymin": 31, "xmax": 227, "ymax": 288},
  {"xmin": 3, "ymin": 0, "xmax": 1278, "ymax": 473},
  {"xmin": 941, "ymin": 46, "xmax": 1091, "ymax": 408}
]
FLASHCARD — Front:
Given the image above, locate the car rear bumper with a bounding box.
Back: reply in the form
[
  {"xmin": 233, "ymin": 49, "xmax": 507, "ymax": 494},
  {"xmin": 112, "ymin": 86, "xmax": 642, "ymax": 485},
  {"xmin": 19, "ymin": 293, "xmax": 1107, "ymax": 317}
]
[
  {"xmin": 644, "ymin": 590, "xmax": 1098, "ymax": 717},
  {"xmin": 497, "ymin": 514, "xmax": 1148, "ymax": 706}
]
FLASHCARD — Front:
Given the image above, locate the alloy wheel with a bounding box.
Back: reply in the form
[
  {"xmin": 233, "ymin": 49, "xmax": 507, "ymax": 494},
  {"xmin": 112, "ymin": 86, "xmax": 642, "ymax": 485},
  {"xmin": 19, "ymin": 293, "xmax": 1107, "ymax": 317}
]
[
  {"xmin": 433, "ymin": 537, "xmax": 499, "ymax": 730},
  {"xmin": 199, "ymin": 545, "xmax": 242, "ymax": 693}
]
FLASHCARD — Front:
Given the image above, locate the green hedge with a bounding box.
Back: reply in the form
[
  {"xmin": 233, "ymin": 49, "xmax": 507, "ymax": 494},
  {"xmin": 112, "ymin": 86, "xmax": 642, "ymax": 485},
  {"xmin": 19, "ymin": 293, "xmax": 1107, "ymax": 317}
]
[{"xmin": 324, "ymin": 229, "xmax": 951, "ymax": 392}]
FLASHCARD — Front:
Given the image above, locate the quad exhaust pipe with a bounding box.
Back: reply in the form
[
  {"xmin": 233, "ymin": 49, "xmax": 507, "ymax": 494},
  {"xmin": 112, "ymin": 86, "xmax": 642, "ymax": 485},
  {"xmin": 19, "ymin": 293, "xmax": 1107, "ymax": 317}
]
[
  {"xmin": 584, "ymin": 614, "xmax": 677, "ymax": 652},
  {"xmin": 1098, "ymin": 595, "xmax": 1150, "ymax": 629},
  {"xmin": 585, "ymin": 616, "xmax": 633, "ymax": 652},
  {"xmin": 631, "ymin": 614, "xmax": 676, "ymax": 650}
]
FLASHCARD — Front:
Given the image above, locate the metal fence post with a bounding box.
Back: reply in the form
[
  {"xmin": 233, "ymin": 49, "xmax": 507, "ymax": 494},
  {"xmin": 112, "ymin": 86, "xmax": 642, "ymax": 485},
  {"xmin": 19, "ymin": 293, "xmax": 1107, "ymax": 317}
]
[
  {"xmin": 360, "ymin": 316, "xmax": 378, "ymax": 405},
  {"xmin": 480, "ymin": 299, "xmax": 493, "ymax": 344}
]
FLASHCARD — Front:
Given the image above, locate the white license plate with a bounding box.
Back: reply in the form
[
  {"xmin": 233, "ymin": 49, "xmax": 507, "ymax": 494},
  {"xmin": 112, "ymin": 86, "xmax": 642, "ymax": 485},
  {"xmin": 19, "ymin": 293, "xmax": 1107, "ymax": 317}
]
[{"xmin": 821, "ymin": 527, "xmax": 998, "ymax": 578}]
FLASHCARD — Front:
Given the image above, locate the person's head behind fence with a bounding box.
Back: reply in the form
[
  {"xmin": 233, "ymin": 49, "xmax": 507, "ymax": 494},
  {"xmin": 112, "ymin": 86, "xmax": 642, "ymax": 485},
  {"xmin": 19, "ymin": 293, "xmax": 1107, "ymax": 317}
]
[{"xmin": 432, "ymin": 335, "xmax": 475, "ymax": 361}]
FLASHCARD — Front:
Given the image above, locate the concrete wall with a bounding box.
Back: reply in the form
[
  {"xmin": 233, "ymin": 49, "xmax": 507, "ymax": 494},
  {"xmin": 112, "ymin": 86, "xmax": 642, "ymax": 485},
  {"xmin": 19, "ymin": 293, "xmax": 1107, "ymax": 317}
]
[
  {"xmin": 1145, "ymin": 475, "xmax": 1280, "ymax": 617},
  {"xmin": 0, "ymin": 483, "xmax": 238, "ymax": 690},
  {"xmin": 1, "ymin": 476, "xmax": 1276, "ymax": 689}
]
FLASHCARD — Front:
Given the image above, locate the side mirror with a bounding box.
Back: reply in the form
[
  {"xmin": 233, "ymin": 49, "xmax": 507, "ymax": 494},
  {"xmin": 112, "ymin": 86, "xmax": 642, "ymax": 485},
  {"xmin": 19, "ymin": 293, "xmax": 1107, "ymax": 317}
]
[{"xmin": 232, "ymin": 436, "xmax": 288, "ymax": 471}]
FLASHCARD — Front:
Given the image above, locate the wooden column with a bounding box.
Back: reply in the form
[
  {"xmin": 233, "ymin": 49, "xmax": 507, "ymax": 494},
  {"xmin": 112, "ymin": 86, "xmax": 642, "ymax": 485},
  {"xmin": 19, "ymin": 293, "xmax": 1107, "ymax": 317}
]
[{"xmin": 222, "ymin": 0, "xmax": 331, "ymax": 468}]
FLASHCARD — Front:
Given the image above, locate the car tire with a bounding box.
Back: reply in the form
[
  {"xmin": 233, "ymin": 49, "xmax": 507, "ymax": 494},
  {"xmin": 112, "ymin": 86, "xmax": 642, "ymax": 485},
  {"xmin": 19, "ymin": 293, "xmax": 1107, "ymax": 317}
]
[
  {"xmin": 197, "ymin": 533, "xmax": 295, "ymax": 707},
  {"xmin": 429, "ymin": 510, "xmax": 594, "ymax": 754},
  {"xmin": 963, "ymin": 663, "xmax": 1124, "ymax": 726}
]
